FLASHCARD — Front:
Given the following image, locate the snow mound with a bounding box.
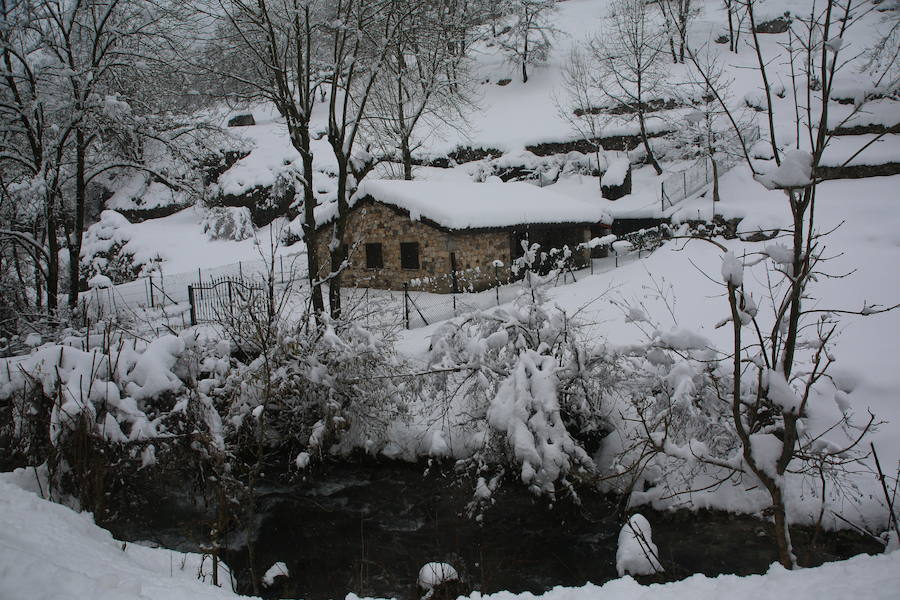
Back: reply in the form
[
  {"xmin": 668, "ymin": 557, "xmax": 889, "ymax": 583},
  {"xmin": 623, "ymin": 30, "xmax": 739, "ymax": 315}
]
[
  {"xmin": 616, "ymin": 514, "xmax": 664, "ymax": 577},
  {"xmin": 0, "ymin": 475, "xmax": 242, "ymax": 600},
  {"xmin": 417, "ymin": 562, "xmax": 459, "ymax": 590},
  {"xmin": 261, "ymin": 562, "xmax": 289, "ymax": 587}
]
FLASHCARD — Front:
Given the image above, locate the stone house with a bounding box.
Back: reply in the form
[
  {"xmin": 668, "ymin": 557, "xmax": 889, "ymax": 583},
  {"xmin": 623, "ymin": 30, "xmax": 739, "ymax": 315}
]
[{"xmin": 316, "ymin": 180, "xmax": 610, "ymax": 293}]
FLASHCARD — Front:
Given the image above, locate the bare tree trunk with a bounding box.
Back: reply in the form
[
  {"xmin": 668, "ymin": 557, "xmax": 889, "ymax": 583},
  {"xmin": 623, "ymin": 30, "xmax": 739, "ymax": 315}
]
[
  {"xmin": 299, "ymin": 141, "xmax": 325, "ymax": 316},
  {"xmin": 726, "ymin": 1, "xmax": 735, "ymax": 52},
  {"xmin": 747, "ymin": 0, "xmax": 781, "ymax": 165},
  {"xmin": 401, "ymin": 139, "xmax": 413, "ymax": 180},
  {"xmin": 711, "ymin": 156, "xmax": 720, "ymax": 202},
  {"xmin": 328, "ymin": 159, "xmax": 350, "ymax": 320},
  {"xmin": 67, "ymin": 129, "xmax": 87, "ymax": 309},
  {"xmin": 45, "ymin": 197, "xmax": 59, "ymax": 315},
  {"xmin": 637, "ymin": 112, "xmax": 663, "ymax": 175}
]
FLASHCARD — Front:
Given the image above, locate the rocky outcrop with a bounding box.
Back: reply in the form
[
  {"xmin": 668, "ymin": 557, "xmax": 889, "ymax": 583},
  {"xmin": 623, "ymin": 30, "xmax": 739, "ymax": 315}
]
[
  {"xmin": 213, "ymin": 183, "xmax": 294, "ymax": 227},
  {"xmin": 755, "ymin": 15, "xmax": 791, "ymax": 34},
  {"xmin": 527, "ymin": 130, "xmax": 670, "ymax": 156},
  {"xmin": 816, "ymin": 162, "xmax": 900, "ymax": 181},
  {"xmin": 227, "ymin": 113, "xmax": 256, "ymax": 127},
  {"xmin": 199, "ymin": 149, "xmax": 251, "ymax": 186}
]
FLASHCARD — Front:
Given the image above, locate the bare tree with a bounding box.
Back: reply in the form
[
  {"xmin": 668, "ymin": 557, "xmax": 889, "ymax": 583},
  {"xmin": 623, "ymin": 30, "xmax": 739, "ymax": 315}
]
[
  {"xmin": 580, "ymin": 0, "xmax": 667, "ymax": 175},
  {"xmin": 496, "ymin": 0, "xmax": 557, "ymax": 83},
  {"xmin": 321, "ymin": 0, "xmax": 411, "ymax": 319},
  {"xmin": 622, "ymin": 0, "xmax": 900, "ymax": 569},
  {"xmin": 1, "ymin": 0, "xmax": 211, "ymax": 319},
  {"xmin": 659, "ymin": 0, "xmax": 695, "ymax": 64},
  {"xmin": 202, "ymin": 0, "xmax": 329, "ymax": 317},
  {"xmin": 367, "ymin": 0, "xmax": 476, "ymax": 180}
]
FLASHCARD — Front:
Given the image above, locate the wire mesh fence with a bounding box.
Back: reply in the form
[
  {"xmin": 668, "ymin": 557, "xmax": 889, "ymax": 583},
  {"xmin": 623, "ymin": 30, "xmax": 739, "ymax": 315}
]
[
  {"xmin": 660, "ymin": 157, "xmax": 714, "ymax": 209},
  {"xmin": 660, "ymin": 125, "xmax": 761, "ymax": 210}
]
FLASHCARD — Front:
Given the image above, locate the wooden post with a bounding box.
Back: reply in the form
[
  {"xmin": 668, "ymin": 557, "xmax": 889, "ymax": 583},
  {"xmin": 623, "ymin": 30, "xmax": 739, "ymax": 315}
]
[
  {"xmin": 403, "ymin": 283, "xmax": 410, "ymax": 329},
  {"xmin": 147, "ymin": 276, "xmax": 154, "ymax": 307},
  {"xmin": 188, "ymin": 285, "xmax": 196, "ymax": 326}
]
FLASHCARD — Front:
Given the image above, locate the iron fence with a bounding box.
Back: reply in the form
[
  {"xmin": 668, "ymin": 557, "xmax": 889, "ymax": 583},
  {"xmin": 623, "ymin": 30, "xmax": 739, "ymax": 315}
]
[{"xmin": 187, "ymin": 276, "xmax": 272, "ymax": 326}]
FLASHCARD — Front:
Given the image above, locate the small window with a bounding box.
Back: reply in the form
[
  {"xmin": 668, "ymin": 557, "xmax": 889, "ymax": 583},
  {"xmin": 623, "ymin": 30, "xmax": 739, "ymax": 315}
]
[
  {"xmin": 400, "ymin": 242, "xmax": 420, "ymax": 270},
  {"xmin": 365, "ymin": 243, "xmax": 383, "ymax": 269}
]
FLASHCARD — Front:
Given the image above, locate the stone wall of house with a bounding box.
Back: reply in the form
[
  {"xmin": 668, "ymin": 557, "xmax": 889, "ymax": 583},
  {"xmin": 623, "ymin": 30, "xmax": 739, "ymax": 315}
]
[
  {"xmin": 316, "ymin": 199, "xmax": 513, "ymax": 293},
  {"xmin": 317, "ymin": 199, "xmax": 594, "ymax": 294},
  {"xmin": 441, "ymin": 229, "xmax": 513, "ymax": 293}
]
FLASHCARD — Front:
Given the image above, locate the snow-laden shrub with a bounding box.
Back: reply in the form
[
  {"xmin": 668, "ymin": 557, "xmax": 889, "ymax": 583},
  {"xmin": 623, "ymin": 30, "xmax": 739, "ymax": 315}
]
[
  {"xmin": 212, "ymin": 315, "xmax": 409, "ymax": 465},
  {"xmin": 427, "ymin": 244, "xmax": 615, "ymax": 511},
  {"xmin": 0, "ymin": 330, "xmax": 226, "ymax": 510},
  {"xmin": 201, "ymin": 206, "xmax": 254, "ymax": 241},
  {"xmin": 79, "ymin": 210, "xmax": 143, "ymax": 286}
]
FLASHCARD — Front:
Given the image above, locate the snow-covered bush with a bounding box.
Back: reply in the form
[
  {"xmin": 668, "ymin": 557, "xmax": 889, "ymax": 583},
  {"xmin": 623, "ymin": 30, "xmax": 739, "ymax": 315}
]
[
  {"xmin": 79, "ymin": 211, "xmax": 143, "ymax": 287},
  {"xmin": 426, "ymin": 245, "xmax": 615, "ymax": 511},
  {"xmin": 201, "ymin": 206, "xmax": 255, "ymax": 241},
  {"xmin": 0, "ymin": 329, "xmax": 228, "ymax": 512},
  {"xmin": 209, "ymin": 312, "xmax": 409, "ymax": 468}
]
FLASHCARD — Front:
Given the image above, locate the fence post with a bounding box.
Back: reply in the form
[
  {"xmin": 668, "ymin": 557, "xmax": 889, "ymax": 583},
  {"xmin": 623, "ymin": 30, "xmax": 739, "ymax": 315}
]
[
  {"xmin": 147, "ymin": 276, "xmax": 155, "ymax": 307},
  {"xmin": 188, "ymin": 285, "xmax": 196, "ymax": 326},
  {"xmin": 452, "ymin": 294, "xmax": 457, "ymax": 315},
  {"xmin": 403, "ymin": 283, "xmax": 410, "ymax": 329}
]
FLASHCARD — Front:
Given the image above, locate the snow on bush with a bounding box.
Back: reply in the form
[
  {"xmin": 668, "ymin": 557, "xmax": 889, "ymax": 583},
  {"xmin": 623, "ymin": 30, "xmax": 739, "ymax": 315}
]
[
  {"xmin": 721, "ymin": 251, "xmax": 744, "ymax": 287},
  {"xmin": 80, "ymin": 210, "xmax": 144, "ymax": 285},
  {"xmin": 756, "ymin": 150, "xmax": 814, "ymax": 190},
  {"xmin": 488, "ymin": 350, "xmax": 591, "ymax": 495},
  {"xmin": 201, "ymin": 206, "xmax": 255, "ymax": 241},
  {"xmin": 0, "ymin": 329, "xmax": 231, "ymax": 503},
  {"xmin": 616, "ymin": 514, "xmax": 664, "ymax": 576},
  {"xmin": 426, "ymin": 245, "xmax": 611, "ymax": 509}
]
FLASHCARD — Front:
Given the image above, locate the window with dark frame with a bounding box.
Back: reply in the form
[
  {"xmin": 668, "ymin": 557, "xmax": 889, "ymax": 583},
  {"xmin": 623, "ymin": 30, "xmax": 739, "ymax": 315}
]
[
  {"xmin": 365, "ymin": 242, "xmax": 383, "ymax": 269},
  {"xmin": 400, "ymin": 242, "xmax": 420, "ymax": 270}
]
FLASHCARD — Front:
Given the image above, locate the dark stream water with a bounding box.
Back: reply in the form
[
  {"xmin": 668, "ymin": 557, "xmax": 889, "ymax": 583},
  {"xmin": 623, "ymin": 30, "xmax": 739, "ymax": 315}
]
[{"xmin": 106, "ymin": 462, "xmax": 882, "ymax": 600}]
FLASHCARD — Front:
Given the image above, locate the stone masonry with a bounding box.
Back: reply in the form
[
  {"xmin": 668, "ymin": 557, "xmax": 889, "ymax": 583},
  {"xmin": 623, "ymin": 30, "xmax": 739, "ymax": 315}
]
[{"xmin": 317, "ymin": 198, "xmax": 592, "ymax": 293}]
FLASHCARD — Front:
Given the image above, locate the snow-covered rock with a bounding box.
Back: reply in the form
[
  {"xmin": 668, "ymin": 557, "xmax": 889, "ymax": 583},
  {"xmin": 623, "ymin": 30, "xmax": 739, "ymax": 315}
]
[
  {"xmin": 417, "ymin": 562, "xmax": 459, "ymax": 591},
  {"xmin": 616, "ymin": 514, "xmax": 664, "ymax": 577},
  {"xmin": 261, "ymin": 562, "xmax": 289, "ymax": 588}
]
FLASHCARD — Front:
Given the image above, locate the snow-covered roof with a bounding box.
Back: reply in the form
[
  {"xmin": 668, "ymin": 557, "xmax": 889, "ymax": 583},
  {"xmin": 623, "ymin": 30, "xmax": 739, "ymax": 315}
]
[{"xmin": 341, "ymin": 180, "xmax": 610, "ymax": 230}]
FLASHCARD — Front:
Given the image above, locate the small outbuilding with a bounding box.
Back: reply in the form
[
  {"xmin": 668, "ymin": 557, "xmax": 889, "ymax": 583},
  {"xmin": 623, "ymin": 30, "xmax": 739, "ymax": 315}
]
[{"xmin": 316, "ymin": 180, "xmax": 610, "ymax": 293}]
